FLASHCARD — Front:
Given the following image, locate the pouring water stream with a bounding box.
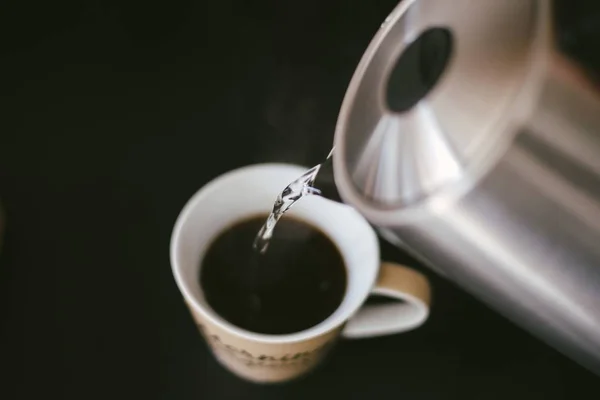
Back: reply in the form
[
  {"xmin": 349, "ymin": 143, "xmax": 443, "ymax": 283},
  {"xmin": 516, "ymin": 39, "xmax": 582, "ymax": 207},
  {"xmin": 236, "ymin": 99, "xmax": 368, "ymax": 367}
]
[{"xmin": 253, "ymin": 148, "xmax": 335, "ymax": 253}]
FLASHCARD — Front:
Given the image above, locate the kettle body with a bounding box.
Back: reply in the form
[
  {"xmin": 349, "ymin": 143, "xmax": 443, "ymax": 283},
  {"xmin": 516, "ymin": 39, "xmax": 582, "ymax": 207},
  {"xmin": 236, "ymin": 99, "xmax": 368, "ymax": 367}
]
[{"xmin": 333, "ymin": 0, "xmax": 600, "ymax": 373}]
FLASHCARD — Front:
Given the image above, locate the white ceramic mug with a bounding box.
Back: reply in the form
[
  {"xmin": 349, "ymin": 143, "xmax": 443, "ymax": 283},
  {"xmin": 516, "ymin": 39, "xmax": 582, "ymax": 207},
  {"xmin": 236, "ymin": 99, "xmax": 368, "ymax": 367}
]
[{"xmin": 170, "ymin": 164, "xmax": 431, "ymax": 383}]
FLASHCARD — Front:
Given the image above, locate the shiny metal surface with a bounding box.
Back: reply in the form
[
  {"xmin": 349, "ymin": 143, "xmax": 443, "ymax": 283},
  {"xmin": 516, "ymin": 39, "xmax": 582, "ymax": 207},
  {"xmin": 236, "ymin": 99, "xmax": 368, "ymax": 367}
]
[
  {"xmin": 334, "ymin": 0, "xmax": 600, "ymax": 373},
  {"xmin": 337, "ymin": 0, "xmax": 547, "ymax": 207}
]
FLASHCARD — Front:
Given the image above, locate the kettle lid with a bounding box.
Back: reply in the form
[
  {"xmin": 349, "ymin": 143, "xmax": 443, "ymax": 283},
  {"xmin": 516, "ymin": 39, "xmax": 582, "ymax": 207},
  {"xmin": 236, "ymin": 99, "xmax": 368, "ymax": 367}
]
[{"xmin": 333, "ymin": 0, "xmax": 550, "ymax": 210}]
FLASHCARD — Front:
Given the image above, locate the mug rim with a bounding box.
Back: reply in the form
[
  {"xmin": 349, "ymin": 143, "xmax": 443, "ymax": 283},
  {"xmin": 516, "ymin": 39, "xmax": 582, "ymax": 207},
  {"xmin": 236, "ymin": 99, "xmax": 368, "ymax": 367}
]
[{"xmin": 170, "ymin": 163, "xmax": 380, "ymax": 344}]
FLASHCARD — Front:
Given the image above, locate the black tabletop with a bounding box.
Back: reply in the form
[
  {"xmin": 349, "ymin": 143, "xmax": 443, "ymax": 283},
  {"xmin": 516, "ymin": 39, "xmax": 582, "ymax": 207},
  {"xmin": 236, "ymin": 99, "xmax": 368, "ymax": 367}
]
[{"xmin": 1, "ymin": 1, "xmax": 599, "ymax": 399}]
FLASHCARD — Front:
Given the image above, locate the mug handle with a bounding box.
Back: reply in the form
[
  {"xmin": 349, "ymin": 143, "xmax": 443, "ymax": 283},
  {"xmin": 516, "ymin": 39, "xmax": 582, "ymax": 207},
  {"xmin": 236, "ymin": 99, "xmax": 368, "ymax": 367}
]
[{"xmin": 342, "ymin": 262, "xmax": 431, "ymax": 339}]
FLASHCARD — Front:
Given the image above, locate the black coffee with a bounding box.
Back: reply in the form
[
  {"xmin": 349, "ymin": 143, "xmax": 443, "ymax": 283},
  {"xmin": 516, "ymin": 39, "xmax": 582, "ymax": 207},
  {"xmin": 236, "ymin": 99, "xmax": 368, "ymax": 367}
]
[{"xmin": 200, "ymin": 215, "xmax": 347, "ymax": 335}]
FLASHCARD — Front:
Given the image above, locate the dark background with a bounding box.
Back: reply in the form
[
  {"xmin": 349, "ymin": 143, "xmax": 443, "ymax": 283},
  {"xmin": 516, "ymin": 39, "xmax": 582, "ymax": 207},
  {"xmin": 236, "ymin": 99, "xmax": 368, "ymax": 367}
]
[{"xmin": 1, "ymin": 0, "xmax": 600, "ymax": 398}]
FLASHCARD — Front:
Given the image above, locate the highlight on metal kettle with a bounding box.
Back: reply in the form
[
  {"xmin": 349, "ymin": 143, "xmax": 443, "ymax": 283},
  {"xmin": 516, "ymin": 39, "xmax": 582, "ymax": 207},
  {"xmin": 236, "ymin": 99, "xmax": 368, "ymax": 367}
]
[{"xmin": 332, "ymin": 0, "xmax": 600, "ymax": 374}]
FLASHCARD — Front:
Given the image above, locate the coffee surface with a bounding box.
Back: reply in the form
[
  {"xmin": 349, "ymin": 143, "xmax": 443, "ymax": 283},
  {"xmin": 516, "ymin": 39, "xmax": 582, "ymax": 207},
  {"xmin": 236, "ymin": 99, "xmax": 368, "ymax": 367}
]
[{"xmin": 200, "ymin": 215, "xmax": 347, "ymax": 335}]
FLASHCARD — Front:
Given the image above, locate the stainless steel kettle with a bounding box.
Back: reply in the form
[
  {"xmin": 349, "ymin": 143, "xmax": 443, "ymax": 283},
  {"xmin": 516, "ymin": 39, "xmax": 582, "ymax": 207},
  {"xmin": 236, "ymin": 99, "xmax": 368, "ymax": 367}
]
[{"xmin": 332, "ymin": 0, "xmax": 600, "ymax": 373}]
